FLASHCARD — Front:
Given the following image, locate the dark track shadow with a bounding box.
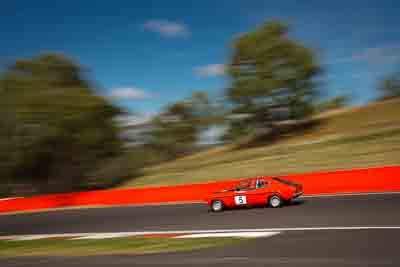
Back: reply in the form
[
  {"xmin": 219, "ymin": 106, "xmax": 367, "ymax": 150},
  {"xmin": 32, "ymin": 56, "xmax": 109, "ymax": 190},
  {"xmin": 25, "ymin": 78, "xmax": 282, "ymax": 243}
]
[
  {"xmin": 208, "ymin": 199, "xmax": 306, "ymax": 213},
  {"xmin": 287, "ymin": 199, "xmax": 306, "ymax": 207}
]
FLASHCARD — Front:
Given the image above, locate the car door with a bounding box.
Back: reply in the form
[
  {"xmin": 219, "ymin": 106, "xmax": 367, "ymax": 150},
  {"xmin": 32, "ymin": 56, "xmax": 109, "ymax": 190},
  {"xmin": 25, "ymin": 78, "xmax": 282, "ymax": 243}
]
[
  {"xmin": 231, "ymin": 180, "xmax": 252, "ymax": 207},
  {"xmin": 244, "ymin": 179, "xmax": 270, "ymax": 205}
]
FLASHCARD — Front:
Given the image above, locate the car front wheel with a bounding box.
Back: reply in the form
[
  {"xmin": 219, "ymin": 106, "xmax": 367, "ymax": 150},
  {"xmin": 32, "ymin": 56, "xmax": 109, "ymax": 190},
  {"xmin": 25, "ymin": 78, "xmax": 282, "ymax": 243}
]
[
  {"xmin": 269, "ymin": 195, "xmax": 282, "ymax": 208},
  {"xmin": 211, "ymin": 200, "xmax": 224, "ymax": 212}
]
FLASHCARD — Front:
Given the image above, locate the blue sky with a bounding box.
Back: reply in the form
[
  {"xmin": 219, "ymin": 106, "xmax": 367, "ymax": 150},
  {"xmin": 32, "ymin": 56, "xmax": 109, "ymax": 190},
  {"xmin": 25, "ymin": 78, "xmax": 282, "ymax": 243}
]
[{"xmin": 1, "ymin": 0, "xmax": 399, "ymax": 115}]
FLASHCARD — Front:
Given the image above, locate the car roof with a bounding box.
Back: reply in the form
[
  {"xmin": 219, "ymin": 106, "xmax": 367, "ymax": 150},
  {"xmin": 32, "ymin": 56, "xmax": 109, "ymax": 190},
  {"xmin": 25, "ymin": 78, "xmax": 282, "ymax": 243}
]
[{"xmin": 239, "ymin": 177, "xmax": 270, "ymax": 182}]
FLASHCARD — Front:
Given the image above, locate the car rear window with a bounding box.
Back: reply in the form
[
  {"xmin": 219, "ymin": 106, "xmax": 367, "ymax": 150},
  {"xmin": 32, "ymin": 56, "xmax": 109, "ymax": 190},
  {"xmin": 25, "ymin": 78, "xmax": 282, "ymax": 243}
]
[{"xmin": 272, "ymin": 177, "xmax": 297, "ymax": 186}]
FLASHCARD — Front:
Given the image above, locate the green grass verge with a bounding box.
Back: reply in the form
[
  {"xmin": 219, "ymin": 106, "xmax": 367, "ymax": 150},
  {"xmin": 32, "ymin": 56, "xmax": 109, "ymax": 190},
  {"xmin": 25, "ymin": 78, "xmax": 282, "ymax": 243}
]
[
  {"xmin": 122, "ymin": 99, "xmax": 400, "ymax": 188},
  {"xmin": 0, "ymin": 237, "xmax": 246, "ymax": 257}
]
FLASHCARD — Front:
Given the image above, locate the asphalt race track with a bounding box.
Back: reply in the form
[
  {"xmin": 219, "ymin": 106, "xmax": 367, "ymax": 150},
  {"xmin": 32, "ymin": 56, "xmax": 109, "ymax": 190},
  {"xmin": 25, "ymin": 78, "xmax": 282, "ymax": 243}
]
[
  {"xmin": 1, "ymin": 194, "xmax": 400, "ymax": 266},
  {"xmin": 1, "ymin": 194, "xmax": 400, "ymax": 235},
  {"xmin": 2, "ymin": 230, "xmax": 399, "ymax": 267}
]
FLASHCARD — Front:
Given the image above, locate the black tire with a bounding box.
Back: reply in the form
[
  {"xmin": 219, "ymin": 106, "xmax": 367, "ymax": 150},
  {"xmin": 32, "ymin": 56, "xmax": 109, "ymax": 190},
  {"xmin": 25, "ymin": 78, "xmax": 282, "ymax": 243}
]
[
  {"xmin": 211, "ymin": 200, "xmax": 224, "ymax": 212},
  {"xmin": 283, "ymin": 199, "xmax": 292, "ymax": 206},
  {"xmin": 269, "ymin": 195, "xmax": 282, "ymax": 208}
]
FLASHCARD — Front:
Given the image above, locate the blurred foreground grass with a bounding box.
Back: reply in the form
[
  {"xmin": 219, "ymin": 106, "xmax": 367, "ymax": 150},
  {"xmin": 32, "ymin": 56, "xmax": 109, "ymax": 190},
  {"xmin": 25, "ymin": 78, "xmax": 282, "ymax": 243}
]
[
  {"xmin": 123, "ymin": 99, "xmax": 400, "ymax": 188},
  {"xmin": 0, "ymin": 237, "xmax": 244, "ymax": 257}
]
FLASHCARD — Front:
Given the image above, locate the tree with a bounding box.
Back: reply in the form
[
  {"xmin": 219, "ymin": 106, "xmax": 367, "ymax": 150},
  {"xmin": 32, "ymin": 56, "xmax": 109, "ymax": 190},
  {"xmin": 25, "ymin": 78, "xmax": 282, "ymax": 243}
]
[
  {"xmin": 0, "ymin": 53, "xmax": 123, "ymax": 193},
  {"xmin": 187, "ymin": 91, "xmax": 226, "ymax": 127},
  {"xmin": 149, "ymin": 91, "xmax": 223, "ymax": 157},
  {"xmin": 316, "ymin": 95, "xmax": 350, "ymax": 112},
  {"xmin": 379, "ymin": 73, "xmax": 400, "ymax": 100},
  {"xmin": 150, "ymin": 101, "xmax": 197, "ymax": 158},
  {"xmin": 226, "ymin": 20, "xmax": 321, "ymax": 139}
]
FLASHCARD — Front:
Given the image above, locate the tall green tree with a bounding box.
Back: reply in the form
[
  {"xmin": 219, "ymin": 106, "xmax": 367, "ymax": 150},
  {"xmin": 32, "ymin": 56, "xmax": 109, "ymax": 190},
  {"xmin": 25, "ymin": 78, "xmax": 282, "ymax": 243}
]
[
  {"xmin": 316, "ymin": 94, "xmax": 350, "ymax": 112},
  {"xmin": 149, "ymin": 91, "xmax": 223, "ymax": 157},
  {"xmin": 0, "ymin": 54, "xmax": 123, "ymax": 193},
  {"xmin": 150, "ymin": 101, "xmax": 197, "ymax": 158},
  {"xmin": 379, "ymin": 73, "xmax": 400, "ymax": 100},
  {"xmin": 226, "ymin": 21, "xmax": 321, "ymax": 138}
]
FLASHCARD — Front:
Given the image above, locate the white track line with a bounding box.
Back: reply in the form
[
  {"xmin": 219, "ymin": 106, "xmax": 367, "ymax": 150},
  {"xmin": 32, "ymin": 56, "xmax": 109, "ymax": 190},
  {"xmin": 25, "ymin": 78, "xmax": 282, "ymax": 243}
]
[
  {"xmin": 71, "ymin": 233, "xmax": 138, "ymax": 240},
  {"xmin": 176, "ymin": 232, "xmax": 280, "ymax": 238},
  {"xmin": 7, "ymin": 233, "xmax": 83, "ymax": 241},
  {"xmin": 2, "ymin": 226, "xmax": 400, "ymax": 240}
]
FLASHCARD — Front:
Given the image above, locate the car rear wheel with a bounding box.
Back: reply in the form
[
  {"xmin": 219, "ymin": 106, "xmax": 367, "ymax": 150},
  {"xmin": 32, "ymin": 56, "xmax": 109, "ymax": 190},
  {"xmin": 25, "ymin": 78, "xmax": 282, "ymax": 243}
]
[
  {"xmin": 211, "ymin": 200, "xmax": 224, "ymax": 212},
  {"xmin": 269, "ymin": 195, "xmax": 282, "ymax": 208}
]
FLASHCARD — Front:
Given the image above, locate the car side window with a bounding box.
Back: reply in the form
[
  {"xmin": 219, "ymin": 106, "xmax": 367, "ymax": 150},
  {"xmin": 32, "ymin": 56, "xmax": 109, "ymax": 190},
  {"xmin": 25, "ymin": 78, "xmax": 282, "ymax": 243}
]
[
  {"xmin": 236, "ymin": 181, "xmax": 252, "ymax": 191},
  {"xmin": 256, "ymin": 179, "xmax": 267, "ymax": 189}
]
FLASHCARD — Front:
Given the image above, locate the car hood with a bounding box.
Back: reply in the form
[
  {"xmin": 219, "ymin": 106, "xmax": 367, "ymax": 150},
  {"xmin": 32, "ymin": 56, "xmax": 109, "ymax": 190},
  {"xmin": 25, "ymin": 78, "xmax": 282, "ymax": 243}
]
[{"xmin": 214, "ymin": 188, "xmax": 235, "ymax": 194}]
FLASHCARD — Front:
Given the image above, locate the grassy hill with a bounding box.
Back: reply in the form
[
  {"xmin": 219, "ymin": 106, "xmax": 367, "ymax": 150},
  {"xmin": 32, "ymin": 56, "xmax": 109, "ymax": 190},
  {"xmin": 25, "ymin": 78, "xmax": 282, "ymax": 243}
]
[{"xmin": 122, "ymin": 98, "xmax": 400, "ymax": 188}]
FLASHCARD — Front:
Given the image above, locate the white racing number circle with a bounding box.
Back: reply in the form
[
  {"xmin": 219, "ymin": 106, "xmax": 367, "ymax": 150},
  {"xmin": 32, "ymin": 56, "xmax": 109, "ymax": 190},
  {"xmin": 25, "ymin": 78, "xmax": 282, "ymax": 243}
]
[{"xmin": 234, "ymin": 195, "xmax": 247, "ymax": 205}]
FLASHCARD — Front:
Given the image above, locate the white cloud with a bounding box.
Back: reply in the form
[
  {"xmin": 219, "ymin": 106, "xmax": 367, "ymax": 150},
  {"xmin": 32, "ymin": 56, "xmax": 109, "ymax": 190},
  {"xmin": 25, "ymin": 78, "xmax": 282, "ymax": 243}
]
[
  {"xmin": 143, "ymin": 20, "xmax": 190, "ymax": 37},
  {"xmin": 340, "ymin": 45, "xmax": 400, "ymax": 65},
  {"xmin": 115, "ymin": 113, "xmax": 155, "ymax": 127},
  {"xmin": 198, "ymin": 125, "xmax": 228, "ymax": 145},
  {"xmin": 194, "ymin": 64, "xmax": 226, "ymax": 77},
  {"xmin": 109, "ymin": 87, "xmax": 151, "ymax": 100}
]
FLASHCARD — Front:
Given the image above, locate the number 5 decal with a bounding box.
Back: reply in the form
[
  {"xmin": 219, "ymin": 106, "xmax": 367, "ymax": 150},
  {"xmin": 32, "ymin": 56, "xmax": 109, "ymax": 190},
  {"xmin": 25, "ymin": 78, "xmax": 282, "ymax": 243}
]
[{"xmin": 234, "ymin": 195, "xmax": 247, "ymax": 205}]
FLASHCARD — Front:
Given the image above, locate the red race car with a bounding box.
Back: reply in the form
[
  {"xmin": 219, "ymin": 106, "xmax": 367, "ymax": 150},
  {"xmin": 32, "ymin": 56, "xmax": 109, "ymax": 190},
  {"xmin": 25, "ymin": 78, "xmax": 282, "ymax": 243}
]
[{"xmin": 206, "ymin": 177, "xmax": 303, "ymax": 212}]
